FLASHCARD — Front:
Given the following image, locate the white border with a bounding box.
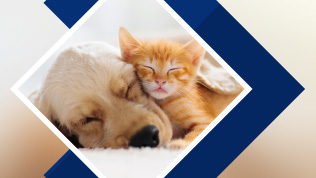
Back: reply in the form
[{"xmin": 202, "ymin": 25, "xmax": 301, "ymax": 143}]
[{"xmin": 11, "ymin": 0, "xmax": 252, "ymax": 178}]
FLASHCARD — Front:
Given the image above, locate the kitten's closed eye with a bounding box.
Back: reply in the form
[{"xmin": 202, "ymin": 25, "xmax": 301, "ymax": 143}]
[
  {"xmin": 143, "ymin": 66, "xmax": 155, "ymax": 74},
  {"xmin": 167, "ymin": 68, "xmax": 181, "ymax": 75}
]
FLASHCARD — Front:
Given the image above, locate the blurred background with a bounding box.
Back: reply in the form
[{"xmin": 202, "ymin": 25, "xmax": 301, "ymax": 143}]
[
  {"xmin": 19, "ymin": 0, "xmax": 194, "ymax": 96},
  {"xmin": 0, "ymin": 0, "xmax": 315, "ymax": 177},
  {"xmin": 20, "ymin": 0, "xmax": 220, "ymax": 98}
]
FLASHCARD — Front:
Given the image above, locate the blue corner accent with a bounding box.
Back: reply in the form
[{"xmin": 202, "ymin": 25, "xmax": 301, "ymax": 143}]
[
  {"xmin": 44, "ymin": 150, "xmax": 72, "ymax": 177},
  {"xmin": 44, "ymin": 150, "xmax": 97, "ymax": 178},
  {"xmin": 165, "ymin": 0, "xmax": 219, "ymax": 29},
  {"xmin": 44, "ymin": 0, "xmax": 98, "ymax": 28},
  {"xmin": 164, "ymin": 1, "xmax": 304, "ymax": 178}
]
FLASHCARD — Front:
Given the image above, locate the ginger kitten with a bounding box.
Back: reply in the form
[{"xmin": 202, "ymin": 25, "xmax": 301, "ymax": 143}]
[{"xmin": 119, "ymin": 27, "xmax": 213, "ymax": 149}]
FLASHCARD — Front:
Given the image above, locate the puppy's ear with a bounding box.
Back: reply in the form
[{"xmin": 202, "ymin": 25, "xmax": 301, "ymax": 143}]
[
  {"xmin": 33, "ymin": 90, "xmax": 54, "ymax": 122},
  {"xmin": 119, "ymin": 27, "xmax": 142, "ymax": 62},
  {"xmin": 182, "ymin": 40, "xmax": 205, "ymax": 66}
]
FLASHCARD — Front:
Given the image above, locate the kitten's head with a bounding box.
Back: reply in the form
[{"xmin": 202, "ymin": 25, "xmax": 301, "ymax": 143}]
[{"xmin": 119, "ymin": 27, "xmax": 205, "ymax": 99}]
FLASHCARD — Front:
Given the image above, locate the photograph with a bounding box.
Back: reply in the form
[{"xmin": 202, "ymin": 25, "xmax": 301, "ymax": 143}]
[
  {"xmin": 19, "ymin": 0, "xmax": 242, "ymax": 177},
  {"xmin": 2, "ymin": 0, "xmax": 315, "ymax": 177}
]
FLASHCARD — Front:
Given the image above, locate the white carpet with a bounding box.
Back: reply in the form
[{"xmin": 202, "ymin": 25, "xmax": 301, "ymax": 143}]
[{"xmin": 80, "ymin": 148, "xmax": 182, "ymax": 178}]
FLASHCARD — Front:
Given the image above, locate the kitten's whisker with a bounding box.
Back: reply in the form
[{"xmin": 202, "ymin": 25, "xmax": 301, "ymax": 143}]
[
  {"xmin": 195, "ymin": 87, "xmax": 208, "ymax": 99},
  {"xmin": 181, "ymin": 87, "xmax": 205, "ymax": 105},
  {"xmin": 178, "ymin": 89, "xmax": 200, "ymax": 106},
  {"xmin": 176, "ymin": 90, "xmax": 195, "ymax": 108}
]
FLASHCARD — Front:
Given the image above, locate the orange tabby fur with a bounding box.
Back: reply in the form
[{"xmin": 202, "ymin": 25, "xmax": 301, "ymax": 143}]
[{"xmin": 119, "ymin": 27, "xmax": 214, "ymax": 149}]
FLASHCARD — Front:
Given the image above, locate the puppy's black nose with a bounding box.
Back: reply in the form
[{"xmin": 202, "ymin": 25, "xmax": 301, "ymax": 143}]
[{"xmin": 129, "ymin": 125, "xmax": 159, "ymax": 148}]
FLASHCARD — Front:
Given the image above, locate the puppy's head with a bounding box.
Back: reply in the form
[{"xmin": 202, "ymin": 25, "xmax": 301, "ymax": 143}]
[{"xmin": 35, "ymin": 43, "xmax": 172, "ymax": 148}]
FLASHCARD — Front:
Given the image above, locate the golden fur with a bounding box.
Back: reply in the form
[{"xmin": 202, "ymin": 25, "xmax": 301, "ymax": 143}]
[
  {"xmin": 119, "ymin": 27, "xmax": 241, "ymax": 148},
  {"xmin": 32, "ymin": 37, "xmax": 240, "ymax": 150},
  {"xmin": 33, "ymin": 42, "xmax": 173, "ymax": 149}
]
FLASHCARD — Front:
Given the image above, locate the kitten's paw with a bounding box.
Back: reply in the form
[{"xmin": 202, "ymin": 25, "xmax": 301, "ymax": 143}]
[{"xmin": 167, "ymin": 139, "xmax": 190, "ymax": 149}]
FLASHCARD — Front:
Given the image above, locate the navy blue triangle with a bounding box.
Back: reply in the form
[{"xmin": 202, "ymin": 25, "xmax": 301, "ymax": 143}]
[
  {"xmin": 44, "ymin": 0, "xmax": 97, "ymax": 28},
  {"xmin": 45, "ymin": 150, "xmax": 97, "ymax": 178},
  {"xmin": 164, "ymin": 1, "xmax": 304, "ymax": 177}
]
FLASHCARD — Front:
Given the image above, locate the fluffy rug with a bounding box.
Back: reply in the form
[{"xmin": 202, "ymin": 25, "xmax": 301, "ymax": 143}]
[{"xmin": 80, "ymin": 148, "xmax": 182, "ymax": 178}]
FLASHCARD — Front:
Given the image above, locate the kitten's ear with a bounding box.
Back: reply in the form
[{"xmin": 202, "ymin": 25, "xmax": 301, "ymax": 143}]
[
  {"xmin": 119, "ymin": 27, "xmax": 142, "ymax": 61},
  {"xmin": 183, "ymin": 40, "xmax": 205, "ymax": 66}
]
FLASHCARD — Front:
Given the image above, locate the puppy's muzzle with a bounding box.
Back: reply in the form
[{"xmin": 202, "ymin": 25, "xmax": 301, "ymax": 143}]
[{"xmin": 129, "ymin": 125, "xmax": 159, "ymax": 148}]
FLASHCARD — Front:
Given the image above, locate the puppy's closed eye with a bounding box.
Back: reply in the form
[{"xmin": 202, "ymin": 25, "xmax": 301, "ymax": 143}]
[
  {"xmin": 72, "ymin": 116, "xmax": 103, "ymax": 134},
  {"xmin": 83, "ymin": 117, "xmax": 102, "ymax": 124},
  {"xmin": 75, "ymin": 117, "xmax": 102, "ymax": 127}
]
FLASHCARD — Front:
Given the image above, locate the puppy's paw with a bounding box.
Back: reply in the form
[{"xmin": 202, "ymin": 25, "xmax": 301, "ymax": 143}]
[
  {"xmin": 126, "ymin": 81, "xmax": 142, "ymax": 101},
  {"xmin": 167, "ymin": 139, "xmax": 189, "ymax": 149},
  {"xmin": 110, "ymin": 78, "xmax": 128, "ymax": 97}
]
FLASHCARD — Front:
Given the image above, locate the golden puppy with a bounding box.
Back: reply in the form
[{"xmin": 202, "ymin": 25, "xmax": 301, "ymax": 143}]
[{"xmin": 32, "ymin": 42, "xmax": 173, "ymax": 149}]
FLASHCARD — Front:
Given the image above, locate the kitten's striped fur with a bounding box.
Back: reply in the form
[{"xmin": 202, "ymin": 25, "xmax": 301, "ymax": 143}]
[{"xmin": 119, "ymin": 27, "xmax": 214, "ymax": 148}]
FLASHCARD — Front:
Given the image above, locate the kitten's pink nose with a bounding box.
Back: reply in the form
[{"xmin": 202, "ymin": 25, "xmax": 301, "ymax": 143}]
[{"xmin": 155, "ymin": 80, "xmax": 167, "ymax": 86}]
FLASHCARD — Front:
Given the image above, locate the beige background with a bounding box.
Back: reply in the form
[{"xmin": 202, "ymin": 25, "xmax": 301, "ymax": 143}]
[
  {"xmin": 0, "ymin": 1, "xmax": 68, "ymax": 178},
  {"xmin": 0, "ymin": 0, "xmax": 315, "ymax": 177},
  {"xmin": 218, "ymin": 0, "xmax": 316, "ymax": 177}
]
